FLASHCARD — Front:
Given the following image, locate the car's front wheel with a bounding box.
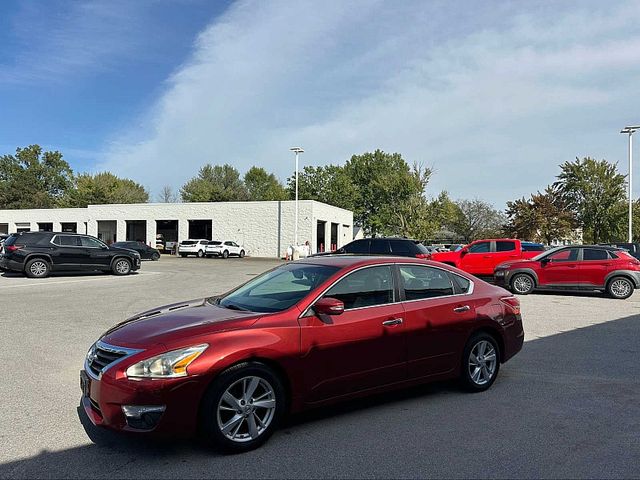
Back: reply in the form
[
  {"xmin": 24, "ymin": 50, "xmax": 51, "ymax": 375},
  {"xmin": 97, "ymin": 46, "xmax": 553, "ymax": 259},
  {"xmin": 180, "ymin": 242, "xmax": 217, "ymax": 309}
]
[
  {"xmin": 112, "ymin": 258, "xmax": 132, "ymax": 275},
  {"xmin": 180, "ymin": 253, "xmax": 187, "ymax": 258},
  {"xmin": 197, "ymin": 250, "xmax": 204, "ymax": 258},
  {"xmin": 510, "ymin": 273, "xmax": 535, "ymax": 295},
  {"xmin": 25, "ymin": 258, "xmax": 50, "ymax": 278},
  {"xmin": 239, "ymin": 250, "xmax": 245, "ymax": 258},
  {"xmin": 222, "ymin": 250, "xmax": 229, "ymax": 259},
  {"xmin": 201, "ymin": 362, "xmax": 285, "ymax": 453},
  {"xmin": 460, "ymin": 333, "xmax": 500, "ymax": 392},
  {"xmin": 607, "ymin": 276, "xmax": 634, "ymax": 299}
]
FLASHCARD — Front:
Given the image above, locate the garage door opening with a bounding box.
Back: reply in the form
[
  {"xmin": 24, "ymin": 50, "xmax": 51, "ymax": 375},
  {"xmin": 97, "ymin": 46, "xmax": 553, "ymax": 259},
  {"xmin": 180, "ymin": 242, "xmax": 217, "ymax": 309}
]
[
  {"xmin": 126, "ymin": 220, "xmax": 147, "ymax": 242},
  {"xmin": 97, "ymin": 221, "xmax": 117, "ymax": 244},
  {"xmin": 0, "ymin": 223, "xmax": 8, "ymax": 235},
  {"xmin": 61, "ymin": 222, "xmax": 77, "ymax": 233},
  {"xmin": 188, "ymin": 220, "xmax": 212, "ymax": 240},
  {"xmin": 38, "ymin": 223, "xmax": 53, "ymax": 232},
  {"xmin": 156, "ymin": 220, "xmax": 178, "ymax": 252},
  {"xmin": 317, "ymin": 220, "xmax": 326, "ymax": 253},
  {"xmin": 330, "ymin": 223, "xmax": 338, "ymax": 251}
]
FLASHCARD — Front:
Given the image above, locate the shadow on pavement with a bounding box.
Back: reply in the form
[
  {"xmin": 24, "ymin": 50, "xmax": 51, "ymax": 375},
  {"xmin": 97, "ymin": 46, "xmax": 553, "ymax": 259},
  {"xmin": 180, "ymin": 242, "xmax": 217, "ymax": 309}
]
[{"xmin": 1, "ymin": 315, "xmax": 639, "ymax": 479}]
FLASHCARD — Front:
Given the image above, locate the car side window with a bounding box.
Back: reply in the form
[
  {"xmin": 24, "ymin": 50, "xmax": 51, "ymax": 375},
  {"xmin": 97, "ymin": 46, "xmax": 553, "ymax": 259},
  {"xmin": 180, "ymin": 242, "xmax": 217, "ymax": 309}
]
[
  {"xmin": 399, "ymin": 265, "xmax": 454, "ymax": 300},
  {"xmin": 324, "ymin": 265, "xmax": 395, "ymax": 310},
  {"xmin": 370, "ymin": 239, "xmax": 391, "ymax": 254},
  {"xmin": 57, "ymin": 235, "xmax": 81, "ymax": 246},
  {"xmin": 451, "ymin": 273, "xmax": 472, "ymax": 293},
  {"xmin": 80, "ymin": 236, "xmax": 105, "ymax": 248},
  {"xmin": 496, "ymin": 241, "xmax": 516, "ymax": 252},
  {"xmin": 342, "ymin": 239, "xmax": 370, "ymax": 254},
  {"xmin": 469, "ymin": 241, "xmax": 490, "ymax": 253},
  {"xmin": 224, "ymin": 241, "xmax": 232, "ymax": 246},
  {"xmin": 548, "ymin": 248, "xmax": 579, "ymax": 262},
  {"xmin": 389, "ymin": 240, "xmax": 411, "ymax": 255},
  {"xmin": 583, "ymin": 249, "xmax": 609, "ymax": 261}
]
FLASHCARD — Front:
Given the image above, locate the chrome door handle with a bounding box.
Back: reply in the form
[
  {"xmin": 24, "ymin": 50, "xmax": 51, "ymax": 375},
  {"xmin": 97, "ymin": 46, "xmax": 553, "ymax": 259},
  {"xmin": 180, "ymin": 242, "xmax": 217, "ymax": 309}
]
[
  {"xmin": 382, "ymin": 318, "xmax": 403, "ymax": 326},
  {"xmin": 453, "ymin": 305, "xmax": 471, "ymax": 313}
]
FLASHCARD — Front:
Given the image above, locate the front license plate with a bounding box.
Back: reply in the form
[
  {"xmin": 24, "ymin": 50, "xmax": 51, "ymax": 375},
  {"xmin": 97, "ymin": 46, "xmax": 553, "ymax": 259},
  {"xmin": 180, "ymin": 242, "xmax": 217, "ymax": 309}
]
[{"xmin": 80, "ymin": 370, "xmax": 91, "ymax": 397}]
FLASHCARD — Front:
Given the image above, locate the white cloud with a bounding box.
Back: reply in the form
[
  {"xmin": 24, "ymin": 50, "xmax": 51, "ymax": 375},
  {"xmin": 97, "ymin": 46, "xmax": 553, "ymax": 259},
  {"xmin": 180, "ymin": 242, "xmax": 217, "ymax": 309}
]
[{"xmin": 100, "ymin": 0, "xmax": 640, "ymax": 207}]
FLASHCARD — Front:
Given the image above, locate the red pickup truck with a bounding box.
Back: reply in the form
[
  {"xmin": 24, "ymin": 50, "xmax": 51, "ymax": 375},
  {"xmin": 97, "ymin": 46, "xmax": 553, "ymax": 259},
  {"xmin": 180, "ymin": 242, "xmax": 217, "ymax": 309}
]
[{"xmin": 429, "ymin": 238, "xmax": 545, "ymax": 277}]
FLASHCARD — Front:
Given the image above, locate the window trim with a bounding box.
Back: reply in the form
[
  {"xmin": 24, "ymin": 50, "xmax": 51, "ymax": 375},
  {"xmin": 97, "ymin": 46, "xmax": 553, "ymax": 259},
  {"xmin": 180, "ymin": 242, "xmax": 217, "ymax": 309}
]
[
  {"xmin": 395, "ymin": 263, "xmax": 475, "ymax": 304},
  {"xmin": 50, "ymin": 234, "xmax": 84, "ymax": 248}
]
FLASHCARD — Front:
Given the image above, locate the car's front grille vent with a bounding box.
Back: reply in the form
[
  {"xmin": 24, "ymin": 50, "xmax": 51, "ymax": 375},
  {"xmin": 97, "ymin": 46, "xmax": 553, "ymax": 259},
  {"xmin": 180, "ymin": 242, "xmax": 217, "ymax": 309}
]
[{"xmin": 87, "ymin": 345, "xmax": 128, "ymax": 377}]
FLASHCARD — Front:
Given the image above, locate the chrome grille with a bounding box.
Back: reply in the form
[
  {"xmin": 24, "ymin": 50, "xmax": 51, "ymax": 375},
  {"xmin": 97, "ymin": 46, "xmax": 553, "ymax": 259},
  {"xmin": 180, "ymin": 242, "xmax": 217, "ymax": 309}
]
[{"xmin": 86, "ymin": 341, "xmax": 141, "ymax": 378}]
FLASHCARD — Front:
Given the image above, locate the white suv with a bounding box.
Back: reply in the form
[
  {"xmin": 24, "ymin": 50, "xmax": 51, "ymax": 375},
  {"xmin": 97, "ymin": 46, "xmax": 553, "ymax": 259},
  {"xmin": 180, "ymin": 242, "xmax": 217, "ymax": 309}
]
[
  {"xmin": 178, "ymin": 239, "xmax": 209, "ymax": 258},
  {"xmin": 205, "ymin": 240, "xmax": 245, "ymax": 259}
]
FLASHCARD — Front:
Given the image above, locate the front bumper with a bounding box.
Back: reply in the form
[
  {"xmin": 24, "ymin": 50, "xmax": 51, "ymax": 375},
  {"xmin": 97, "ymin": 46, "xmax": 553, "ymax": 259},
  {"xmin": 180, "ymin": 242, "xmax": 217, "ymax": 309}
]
[{"xmin": 80, "ymin": 368, "xmax": 208, "ymax": 437}]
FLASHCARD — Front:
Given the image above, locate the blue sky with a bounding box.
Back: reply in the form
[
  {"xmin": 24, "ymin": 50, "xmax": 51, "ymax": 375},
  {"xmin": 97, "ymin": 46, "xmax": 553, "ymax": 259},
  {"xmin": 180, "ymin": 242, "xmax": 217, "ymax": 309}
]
[{"xmin": 1, "ymin": 0, "xmax": 640, "ymax": 207}]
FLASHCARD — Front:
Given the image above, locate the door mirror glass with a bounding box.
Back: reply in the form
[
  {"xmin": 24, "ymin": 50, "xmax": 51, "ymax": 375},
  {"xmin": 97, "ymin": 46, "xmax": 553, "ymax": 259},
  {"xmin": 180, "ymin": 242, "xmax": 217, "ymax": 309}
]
[
  {"xmin": 460, "ymin": 247, "xmax": 469, "ymax": 255},
  {"xmin": 314, "ymin": 297, "xmax": 345, "ymax": 316}
]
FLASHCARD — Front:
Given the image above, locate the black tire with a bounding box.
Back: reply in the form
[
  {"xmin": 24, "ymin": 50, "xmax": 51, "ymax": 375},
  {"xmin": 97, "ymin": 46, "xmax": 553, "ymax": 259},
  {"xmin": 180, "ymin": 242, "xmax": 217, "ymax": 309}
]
[
  {"xmin": 606, "ymin": 276, "xmax": 634, "ymax": 300},
  {"xmin": 222, "ymin": 250, "xmax": 229, "ymax": 259},
  {"xmin": 197, "ymin": 250, "xmax": 204, "ymax": 258},
  {"xmin": 24, "ymin": 258, "xmax": 51, "ymax": 278},
  {"xmin": 205, "ymin": 254, "xmax": 212, "ymax": 258},
  {"xmin": 180, "ymin": 253, "xmax": 187, "ymax": 258},
  {"xmin": 239, "ymin": 250, "xmax": 245, "ymax": 258},
  {"xmin": 510, "ymin": 273, "xmax": 535, "ymax": 295},
  {"xmin": 460, "ymin": 332, "xmax": 501, "ymax": 392},
  {"xmin": 200, "ymin": 362, "xmax": 286, "ymax": 453},
  {"xmin": 112, "ymin": 258, "xmax": 132, "ymax": 275},
  {"xmin": 151, "ymin": 252, "xmax": 160, "ymax": 261}
]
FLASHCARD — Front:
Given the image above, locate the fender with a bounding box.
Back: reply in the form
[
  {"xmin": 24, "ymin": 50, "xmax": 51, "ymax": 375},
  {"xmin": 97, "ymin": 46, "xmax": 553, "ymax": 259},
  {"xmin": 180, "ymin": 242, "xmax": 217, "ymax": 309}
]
[
  {"xmin": 24, "ymin": 252, "xmax": 54, "ymax": 267},
  {"xmin": 505, "ymin": 268, "xmax": 539, "ymax": 285},
  {"xmin": 604, "ymin": 270, "xmax": 640, "ymax": 288},
  {"xmin": 109, "ymin": 255, "xmax": 134, "ymax": 269}
]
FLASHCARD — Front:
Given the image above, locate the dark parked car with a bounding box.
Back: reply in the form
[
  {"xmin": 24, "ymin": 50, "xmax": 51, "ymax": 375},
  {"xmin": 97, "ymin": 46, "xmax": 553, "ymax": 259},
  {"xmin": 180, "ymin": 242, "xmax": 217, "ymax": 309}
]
[
  {"xmin": 0, "ymin": 232, "xmax": 141, "ymax": 278},
  {"xmin": 330, "ymin": 237, "xmax": 430, "ymax": 258},
  {"xmin": 112, "ymin": 241, "xmax": 160, "ymax": 261},
  {"xmin": 494, "ymin": 245, "xmax": 640, "ymax": 299},
  {"xmin": 80, "ymin": 256, "xmax": 523, "ymax": 452}
]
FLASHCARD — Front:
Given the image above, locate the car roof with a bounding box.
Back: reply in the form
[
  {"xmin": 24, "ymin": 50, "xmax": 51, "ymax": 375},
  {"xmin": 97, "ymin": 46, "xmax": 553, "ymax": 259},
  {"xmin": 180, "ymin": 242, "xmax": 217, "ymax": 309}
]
[{"xmin": 296, "ymin": 255, "xmax": 440, "ymax": 269}]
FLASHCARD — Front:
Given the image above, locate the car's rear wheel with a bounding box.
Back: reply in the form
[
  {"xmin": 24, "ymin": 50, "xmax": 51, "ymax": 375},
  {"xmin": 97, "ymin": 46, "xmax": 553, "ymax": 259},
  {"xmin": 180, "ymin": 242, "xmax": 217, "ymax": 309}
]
[
  {"xmin": 460, "ymin": 333, "xmax": 500, "ymax": 392},
  {"xmin": 239, "ymin": 250, "xmax": 245, "ymax": 258},
  {"xmin": 151, "ymin": 252, "xmax": 160, "ymax": 261},
  {"xmin": 222, "ymin": 250, "xmax": 229, "ymax": 259},
  {"xmin": 201, "ymin": 362, "xmax": 285, "ymax": 453},
  {"xmin": 607, "ymin": 276, "xmax": 634, "ymax": 299},
  {"xmin": 510, "ymin": 273, "xmax": 535, "ymax": 295},
  {"xmin": 25, "ymin": 258, "xmax": 50, "ymax": 278},
  {"xmin": 197, "ymin": 249, "xmax": 204, "ymax": 258},
  {"xmin": 112, "ymin": 258, "xmax": 132, "ymax": 275}
]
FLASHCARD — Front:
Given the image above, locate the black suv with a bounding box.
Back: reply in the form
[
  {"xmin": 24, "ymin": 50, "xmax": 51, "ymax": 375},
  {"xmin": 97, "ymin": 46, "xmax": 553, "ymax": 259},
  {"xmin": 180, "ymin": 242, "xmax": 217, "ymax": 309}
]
[
  {"xmin": 333, "ymin": 237, "xmax": 430, "ymax": 258},
  {"xmin": 0, "ymin": 232, "xmax": 141, "ymax": 278},
  {"xmin": 112, "ymin": 241, "xmax": 161, "ymax": 261}
]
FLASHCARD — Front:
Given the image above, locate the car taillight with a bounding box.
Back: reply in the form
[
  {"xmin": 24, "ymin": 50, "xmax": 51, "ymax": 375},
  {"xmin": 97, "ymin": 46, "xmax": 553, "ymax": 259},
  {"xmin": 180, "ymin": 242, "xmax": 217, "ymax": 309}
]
[
  {"xmin": 500, "ymin": 296, "xmax": 521, "ymax": 315},
  {"xmin": 415, "ymin": 253, "xmax": 430, "ymax": 259},
  {"xmin": 5, "ymin": 244, "xmax": 24, "ymax": 253}
]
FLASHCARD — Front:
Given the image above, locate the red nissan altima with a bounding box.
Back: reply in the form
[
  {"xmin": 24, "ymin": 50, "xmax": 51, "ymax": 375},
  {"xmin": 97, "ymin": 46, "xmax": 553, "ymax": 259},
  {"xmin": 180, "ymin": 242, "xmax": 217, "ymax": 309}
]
[{"xmin": 80, "ymin": 256, "xmax": 524, "ymax": 452}]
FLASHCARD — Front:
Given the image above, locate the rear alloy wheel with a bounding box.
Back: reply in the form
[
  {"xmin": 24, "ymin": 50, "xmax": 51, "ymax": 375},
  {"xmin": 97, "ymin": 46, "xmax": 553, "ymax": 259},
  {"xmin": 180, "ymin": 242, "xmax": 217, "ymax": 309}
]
[
  {"xmin": 461, "ymin": 333, "xmax": 500, "ymax": 392},
  {"xmin": 201, "ymin": 363, "xmax": 285, "ymax": 452},
  {"xmin": 607, "ymin": 276, "xmax": 634, "ymax": 300},
  {"xmin": 222, "ymin": 250, "xmax": 229, "ymax": 259},
  {"xmin": 510, "ymin": 273, "xmax": 534, "ymax": 295},
  {"xmin": 180, "ymin": 253, "xmax": 187, "ymax": 258},
  {"xmin": 112, "ymin": 258, "xmax": 132, "ymax": 275},
  {"xmin": 197, "ymin": 249, "xmax": 204, "ymax": 258},
  {"xmin": 239, "ymin": 250, "xmax": 245, "ymax": 258},
  {"xmin": 25, "ymin": 259, "xmax": 50, "ymax": 278}
]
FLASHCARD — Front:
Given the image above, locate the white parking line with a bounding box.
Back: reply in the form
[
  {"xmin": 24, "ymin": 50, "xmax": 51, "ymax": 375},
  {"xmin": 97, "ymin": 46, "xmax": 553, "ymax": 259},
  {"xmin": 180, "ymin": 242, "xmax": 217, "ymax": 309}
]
[{"xmin": 0, "ymin": 271, "xmax": 163, "ymax": 290}]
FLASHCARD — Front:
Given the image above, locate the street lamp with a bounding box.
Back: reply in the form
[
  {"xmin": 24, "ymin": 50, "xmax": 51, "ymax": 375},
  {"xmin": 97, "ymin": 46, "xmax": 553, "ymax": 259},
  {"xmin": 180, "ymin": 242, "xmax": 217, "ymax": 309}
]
[
  {"xmin": 621, "ymin": 126, "xmax": 640, "ymax": 242},
  {"xmin": 290, "ymin": 147, "xmax": 304, "ymax": 247}
]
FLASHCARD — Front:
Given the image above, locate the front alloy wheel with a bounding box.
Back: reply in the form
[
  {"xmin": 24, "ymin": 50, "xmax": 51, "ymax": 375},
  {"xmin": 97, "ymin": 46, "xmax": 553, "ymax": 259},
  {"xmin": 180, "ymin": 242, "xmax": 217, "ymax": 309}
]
[
  {"xmin": 201, "ymin": 362, "xmax": 284, "ymax": 452},
  {"xmin": 113, "ymin": 258, "xmax": 132, "ymax": 275},
  {"xmin": 510, "ymin": 273, "xmax": 534, "ymax": 295},
  {"xmin": 461, "ymin": 333, "xmax": 500, "ymax": 392}
]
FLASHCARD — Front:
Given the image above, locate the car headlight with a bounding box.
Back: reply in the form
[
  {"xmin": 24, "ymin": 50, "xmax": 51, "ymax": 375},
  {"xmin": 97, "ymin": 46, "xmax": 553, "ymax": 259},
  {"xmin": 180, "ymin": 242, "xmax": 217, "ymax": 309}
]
[{"xmin": 125, "ymin": 344, "xmax": 208, "ymax": 379}]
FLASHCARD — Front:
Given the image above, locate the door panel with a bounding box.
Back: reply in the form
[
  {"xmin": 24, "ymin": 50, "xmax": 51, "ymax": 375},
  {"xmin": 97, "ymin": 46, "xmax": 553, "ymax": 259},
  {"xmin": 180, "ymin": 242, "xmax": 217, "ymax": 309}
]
[
  {"xmin": 580, "ymin": 249, "xmax": 613, "ymax": 286},
  {"xmin": 538, "ymin": 248, "xmax": 582, "ymax": 285},
  {"xmin": 53, "ymin": 235, "xmax": 90, "ymax": 270},
  {"xmin": 459, "ymin": 241, "xmax": 492, "ymax": 275}
]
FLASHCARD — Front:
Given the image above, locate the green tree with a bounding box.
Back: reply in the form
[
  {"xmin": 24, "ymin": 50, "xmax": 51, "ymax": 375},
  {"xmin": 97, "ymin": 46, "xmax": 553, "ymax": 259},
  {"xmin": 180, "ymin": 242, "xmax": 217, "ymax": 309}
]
[
  {"xmin": 180, "ymin": 164, "xmax": 248, "ymax": 202},
  {"xmin": 449, "ymin": 198, "xmax": 506, "ymax": 241},
  {"xmin": 554, "ymin": 157, "xmax": 626, "ymax": 243},
  {"xmin": 244, "ymin": 166, "xmax": 287, "ymax": 201},
  {"xmin": 62, "ymin": 172, "xmax": 149, "ymax": 207},
  {"xmin": 428, "ymin": 191, "xmax": 465, "ymax": 241},
  {"xmin": 0, "ymin": 145, "xmax": 73, "ymax": 209},
  {"xmin": 287, "ymin": 164, "xmax": 358, "ymax": 211}
]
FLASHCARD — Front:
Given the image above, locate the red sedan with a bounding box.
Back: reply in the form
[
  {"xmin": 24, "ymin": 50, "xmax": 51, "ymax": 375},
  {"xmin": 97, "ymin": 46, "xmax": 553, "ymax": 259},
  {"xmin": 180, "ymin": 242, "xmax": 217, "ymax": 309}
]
[{"xmin": 81, "ymin": 256, "xmax": 524, "ymax": 452}]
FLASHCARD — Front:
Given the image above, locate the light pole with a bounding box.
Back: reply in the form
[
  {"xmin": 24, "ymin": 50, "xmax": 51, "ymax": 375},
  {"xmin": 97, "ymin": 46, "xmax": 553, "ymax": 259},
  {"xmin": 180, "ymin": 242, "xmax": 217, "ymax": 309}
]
[
  {"xmin": 621, "ymin": 126, "xmax": 640, "ymax": 242},
  {"xmin": 290, "ymin": 147, "xmax": 304, "ymax": 247}
]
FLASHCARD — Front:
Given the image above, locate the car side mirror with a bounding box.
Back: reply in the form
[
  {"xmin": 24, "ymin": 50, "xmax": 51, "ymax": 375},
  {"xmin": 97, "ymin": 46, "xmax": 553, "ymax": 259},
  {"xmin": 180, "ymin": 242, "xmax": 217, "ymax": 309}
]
[
  {"xmin": 314, "ymin": 297, "xmax": 344, "ymax": 316},
  {"xmin": 460, "ymin": 247, "xmax": 468, "ymax": 255},
  {"xmin": 541, "ymin": 258, "xmax": 550, "ymax": 265},
  {"xmin": 101, "ymin": 245, "xmax": 108, "ymax": 250}
]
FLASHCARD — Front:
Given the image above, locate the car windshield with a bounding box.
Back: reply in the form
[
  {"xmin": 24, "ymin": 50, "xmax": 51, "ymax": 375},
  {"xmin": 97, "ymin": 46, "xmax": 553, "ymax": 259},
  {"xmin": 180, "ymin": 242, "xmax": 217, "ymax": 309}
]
[
  {"xmin": 532, "ymin": 246, "xmax": 563, "ymax": 261},
  {"xmin": 214, "ymin": 263, "xmax": 339, "ymax": 313},
  {"xmin": 181, "ymin": 241, "xmax": 196, "ymax": 245}
]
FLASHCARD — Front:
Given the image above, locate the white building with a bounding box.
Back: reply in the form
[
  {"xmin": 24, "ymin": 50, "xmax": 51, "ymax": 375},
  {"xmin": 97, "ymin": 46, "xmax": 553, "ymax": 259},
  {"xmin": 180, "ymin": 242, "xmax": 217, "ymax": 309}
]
[{"xmin": 0, "ymin": 200, "xmax": 354, "ymax": 258}]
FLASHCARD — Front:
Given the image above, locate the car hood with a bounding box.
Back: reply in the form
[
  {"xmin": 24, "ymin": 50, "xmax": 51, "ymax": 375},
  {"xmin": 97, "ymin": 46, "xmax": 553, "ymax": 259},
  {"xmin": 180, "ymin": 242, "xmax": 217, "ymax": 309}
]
[
  {"xmin": 108, "ymin": 246, "xmax": 139, "ymax": 255},
  {"xmin": 496, "ymin": 259, "xmax": 539, "ymax": 269},
  {"xmin": 101, "ymin": 298, "xmax": 261, "ymax": 348}
]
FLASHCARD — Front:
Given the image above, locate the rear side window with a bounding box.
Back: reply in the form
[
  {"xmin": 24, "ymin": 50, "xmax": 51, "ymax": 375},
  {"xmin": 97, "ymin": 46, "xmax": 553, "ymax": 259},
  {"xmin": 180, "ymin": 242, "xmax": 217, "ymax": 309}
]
[
  {"xmin": 324, "ymin": 265, "xmax": 394, "ymax": 309},
  {"xmin": 522, "ymin": 243, "xmax": 545, "ymax": 252},
  {"xmin": 343, "ymin": 239, "xmax": 370, "ymax": 254},
  {"xmin": 370, "ymin": 239, "xmax": 391, "ymax": 254},
  {"xmin": 496, "ymin": 241, "xmax": 516, "ymax": 252},
  {"xmin": 57, "ymin": 236, "xmax": 81, "ymax": 246},
  {"xmin": 3, "ymin": 235, "xmax": 18, "ymax": 246},
  {"xmin": 415, "ymin": 243, "xmax": 430, "ymax": 254},
  {"xmin": 389, "ymin": 240, "xmax": 411, "ymax": 256},
  {"xmin": 451, "ymin": 273, "xmax": 472, "ymax": 294},
  {"xmin": 181, "ymin": 241, "xmax": 195, "ymax": 245},
  {"xmin": 399, "ymin": 265, "xmax": 454, "ymax": 300},
  {"xmin": 583, "ymin": 249, "xmax": 609, "ymax": 261}
]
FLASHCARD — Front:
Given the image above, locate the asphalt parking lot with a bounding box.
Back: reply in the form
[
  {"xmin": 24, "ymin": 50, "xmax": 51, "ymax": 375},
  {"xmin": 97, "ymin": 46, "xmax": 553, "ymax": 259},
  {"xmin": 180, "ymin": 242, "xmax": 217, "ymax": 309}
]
[{"xmin": 0, "ymin": 256, "xmax": 639, "ymax": 479}]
